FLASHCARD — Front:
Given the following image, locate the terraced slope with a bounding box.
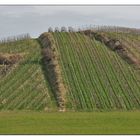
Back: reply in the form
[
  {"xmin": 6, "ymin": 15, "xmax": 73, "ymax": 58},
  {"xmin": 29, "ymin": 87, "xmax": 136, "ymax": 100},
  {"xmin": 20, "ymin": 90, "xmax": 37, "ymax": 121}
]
[
  {"xmin": 0, "ymin": 32, "xmax": 140, "ymax": 112},
  {"xmin": 84, "ymin": 31, "xmax": 140, "ymax": 69},
  {"xmin": 51, "ymin": 32, "xmax": 140, "ymax": 111},
  {"xmin": 106, "ymin": 32, "xmax": 140, "ymax": 71},
  {"xmin": 0, "ymin": 39, "xmax": 57, "ymax": 111},
  {"xmin": 106, "ymin": 32, "xmax": 140, "ymax": 62}
]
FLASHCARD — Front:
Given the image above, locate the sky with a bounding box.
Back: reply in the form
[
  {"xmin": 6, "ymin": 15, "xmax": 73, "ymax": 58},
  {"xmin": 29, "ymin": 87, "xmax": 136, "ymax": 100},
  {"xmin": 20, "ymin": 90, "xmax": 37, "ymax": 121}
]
[{"xmin": 0, "ymin": 5, "xmax": 140, "ymax": 38}]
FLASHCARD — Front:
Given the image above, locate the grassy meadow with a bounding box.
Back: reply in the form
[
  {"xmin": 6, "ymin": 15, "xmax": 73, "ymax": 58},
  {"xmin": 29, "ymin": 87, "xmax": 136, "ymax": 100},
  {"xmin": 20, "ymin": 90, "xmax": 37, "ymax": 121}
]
[{"xmin": 0, "ymin": 111, "xmax": 140, "ymax": 134}]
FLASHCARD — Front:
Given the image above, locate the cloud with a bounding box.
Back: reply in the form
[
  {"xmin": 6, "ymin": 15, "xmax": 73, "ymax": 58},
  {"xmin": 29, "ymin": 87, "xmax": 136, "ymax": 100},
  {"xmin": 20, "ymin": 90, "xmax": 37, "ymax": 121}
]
[{"xmin": 0, "ymin": 6, "xmax": 139, "ymax": 38}]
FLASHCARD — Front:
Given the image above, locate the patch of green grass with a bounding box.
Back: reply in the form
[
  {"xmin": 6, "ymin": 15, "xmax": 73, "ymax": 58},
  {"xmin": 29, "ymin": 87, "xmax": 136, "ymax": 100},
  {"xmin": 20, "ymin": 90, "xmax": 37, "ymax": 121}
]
[{"xmin": 0, "ymin": 111, "xmax": 140, "ymax": 134}]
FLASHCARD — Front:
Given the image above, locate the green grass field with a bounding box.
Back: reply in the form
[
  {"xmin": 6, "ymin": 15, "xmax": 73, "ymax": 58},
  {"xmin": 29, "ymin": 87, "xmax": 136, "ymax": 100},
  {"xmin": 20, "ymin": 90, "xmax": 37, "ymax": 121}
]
[{"xmin": 0, "ymin": 111, "xmax": 140, "ymax": 134}]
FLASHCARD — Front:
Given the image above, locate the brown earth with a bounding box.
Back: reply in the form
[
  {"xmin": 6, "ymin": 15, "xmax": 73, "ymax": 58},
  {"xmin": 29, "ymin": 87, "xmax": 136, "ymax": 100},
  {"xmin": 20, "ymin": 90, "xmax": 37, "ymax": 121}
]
[
  {"xmin": 39, "ymin": 33, "xmax": 66, "ymax": 111},
  {"xmin": 0, "ymin": 53, "xmax": 23, "ymax": 76}
]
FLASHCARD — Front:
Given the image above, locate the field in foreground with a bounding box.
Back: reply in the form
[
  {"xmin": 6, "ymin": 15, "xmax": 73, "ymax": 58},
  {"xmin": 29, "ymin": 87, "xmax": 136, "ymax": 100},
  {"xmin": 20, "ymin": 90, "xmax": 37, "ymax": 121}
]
[{"xmin": 0, "ymin": 111, "xmax": 140, "ymax": 134}]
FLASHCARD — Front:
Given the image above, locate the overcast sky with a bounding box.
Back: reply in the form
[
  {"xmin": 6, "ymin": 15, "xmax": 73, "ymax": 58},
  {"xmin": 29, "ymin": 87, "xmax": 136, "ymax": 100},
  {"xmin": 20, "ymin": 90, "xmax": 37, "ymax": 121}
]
[{"xmin": 0, "ymin": 5, "xmax": 140, "ymax": 38}]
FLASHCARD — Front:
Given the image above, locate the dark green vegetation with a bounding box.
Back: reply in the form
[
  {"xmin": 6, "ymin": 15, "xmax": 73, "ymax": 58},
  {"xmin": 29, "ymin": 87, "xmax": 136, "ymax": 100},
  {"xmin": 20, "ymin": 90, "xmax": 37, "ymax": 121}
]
[{"xmin": 1, "ymin": 111, "xmax": 140, "ymax": 134}]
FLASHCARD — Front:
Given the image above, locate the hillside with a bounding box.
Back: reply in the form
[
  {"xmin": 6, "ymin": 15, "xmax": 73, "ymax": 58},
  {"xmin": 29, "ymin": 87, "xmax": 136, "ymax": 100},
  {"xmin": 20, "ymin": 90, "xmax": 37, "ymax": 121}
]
[
  {"xmin": 39, "ymin": 32, "xmax": 140, "ymax": 111},
  {"xmin": 0, "ymin": 31, "xmax": 140, "ymax": 111},
  {"xmin": 0, "ymin": 38, "xmax": 57, "ymax": 111},
  {"xmin": 83, "ymin": 30, "xmax": 140, "ymax": 69}
]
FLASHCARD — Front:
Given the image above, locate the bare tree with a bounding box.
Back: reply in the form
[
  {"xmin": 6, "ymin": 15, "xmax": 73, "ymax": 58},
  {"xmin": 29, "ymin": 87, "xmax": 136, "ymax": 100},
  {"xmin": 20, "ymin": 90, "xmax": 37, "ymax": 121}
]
[{"xmin": 0, "ymin": 33, "xmax": 30, "ymax": 45}]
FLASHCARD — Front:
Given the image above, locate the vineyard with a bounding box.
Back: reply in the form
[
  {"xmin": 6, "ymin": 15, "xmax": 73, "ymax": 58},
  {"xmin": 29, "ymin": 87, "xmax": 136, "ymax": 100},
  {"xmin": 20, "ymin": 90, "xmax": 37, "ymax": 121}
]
[
  {"xmin": 84, "ymin": 31, "xmax": 140, "ymax": 69},
  {"xmin": 0, "ymin": 36, "xmax": 57, "ymax": 111},
  {"xmin": 106, "ymin": 32, "xmax": 140, "ymax": 69},
  {"xmin": 51, "ymin": 32, "xmax": 140, "ymax": 111},
  {"xmin": 0, "ymin": 28, "xmax": 140, "ymax": 111}
]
